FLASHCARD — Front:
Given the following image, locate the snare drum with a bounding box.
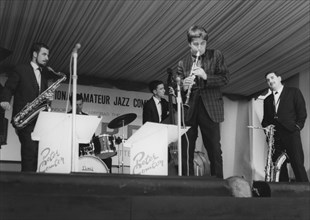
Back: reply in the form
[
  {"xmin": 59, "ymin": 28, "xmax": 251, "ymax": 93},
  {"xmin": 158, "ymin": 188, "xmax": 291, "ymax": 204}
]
[
  {"xmin": 92, "ymin": 134, "xmax": 117, "ymax": 159},
  {"xmin": 78, "ymin": 155, "xmax": 109, "ymax": 173}
]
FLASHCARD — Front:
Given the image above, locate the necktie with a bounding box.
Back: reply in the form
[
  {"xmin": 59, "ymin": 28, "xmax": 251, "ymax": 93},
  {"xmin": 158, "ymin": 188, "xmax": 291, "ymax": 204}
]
[
  {"xmin": 274, "ymin": 91, "xmax": 280, "ymax": 115},
  {"xmin": 35, "ymin": 67, "xmax": 41, "ymax": 92}
]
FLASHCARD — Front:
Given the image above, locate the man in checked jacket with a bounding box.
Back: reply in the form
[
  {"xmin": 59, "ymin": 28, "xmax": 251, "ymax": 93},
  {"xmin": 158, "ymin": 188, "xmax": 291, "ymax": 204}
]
[{"xmin": 178, "ymin": 25, "xmax": 230, "ymax": 177}]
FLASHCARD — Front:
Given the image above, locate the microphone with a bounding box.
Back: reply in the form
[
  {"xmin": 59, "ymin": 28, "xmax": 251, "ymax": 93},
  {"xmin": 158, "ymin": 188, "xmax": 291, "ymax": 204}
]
[
  {"xmin": 72, "ymin": 43, "xmax": 81, "ymax": 54},
  {"xmin": 177, "ymin": 61, "xmax": 184, "ymax": 75},
  {"xmin": 176, "ymin": 61, "xmax": 184, "ymax": 85}
]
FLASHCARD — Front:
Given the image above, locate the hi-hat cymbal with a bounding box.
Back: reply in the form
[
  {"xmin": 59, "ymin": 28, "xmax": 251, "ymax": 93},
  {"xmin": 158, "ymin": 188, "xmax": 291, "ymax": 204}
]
[{"xmin": 108, "ymin": 113, "xmax": 137, "ymax": 129}]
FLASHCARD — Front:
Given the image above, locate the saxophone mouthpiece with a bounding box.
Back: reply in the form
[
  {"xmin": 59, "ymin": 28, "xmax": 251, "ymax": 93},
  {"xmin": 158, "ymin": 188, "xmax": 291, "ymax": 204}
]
[
  {"xmin": 47, "ymin": 66, "xmax": 56, "ymax": 74},
  {"xmin": 47, "ymin": 66, "xmax": 65, "ymax": 78}
]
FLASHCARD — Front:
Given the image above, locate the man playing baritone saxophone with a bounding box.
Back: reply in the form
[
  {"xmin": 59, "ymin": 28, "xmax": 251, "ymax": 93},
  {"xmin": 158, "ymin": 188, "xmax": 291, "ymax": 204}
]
[
  {"xmin": 0, "ymin": 42, "xmax": 57, "ymax": 172},
  {"xmin": 178, "ymin": 25, "xmax": 230, "ymax": 177},
  {"xmin": 262, "ymin": 72, "xmax": 308, "ymax": 182}
]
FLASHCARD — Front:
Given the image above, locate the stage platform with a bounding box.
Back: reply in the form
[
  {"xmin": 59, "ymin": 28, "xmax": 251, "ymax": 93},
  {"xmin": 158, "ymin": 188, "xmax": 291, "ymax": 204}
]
[{"xmin": 0, "ymin": 171, "xmax": 309, "ymax": 220}]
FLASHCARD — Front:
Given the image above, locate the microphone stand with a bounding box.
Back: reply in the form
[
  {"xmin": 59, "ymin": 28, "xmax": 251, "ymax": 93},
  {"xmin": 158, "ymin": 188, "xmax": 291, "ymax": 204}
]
[
  {"xmin": 176, "ymin": 80, "xmax": 183, "ymax": 176},
  {"xmin": 71, "ymin": 44, "xmax": 80, "ymax": 172}
]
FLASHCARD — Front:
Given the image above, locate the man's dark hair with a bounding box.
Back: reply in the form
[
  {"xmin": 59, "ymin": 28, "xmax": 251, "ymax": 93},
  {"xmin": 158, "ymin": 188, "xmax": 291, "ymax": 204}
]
[
  {"xmin": 69, "ymin": 93, "xmax": 83, "ymax": 105},
  {"xmin": 187, "ymin": 25, "xmax": 208, "ymax": 43},
  {"xmin": 264, "ymin": 71, "xmax": 279, "ymax": 79},
  {"xmin": 29, "ymin": 42, "xmax": 49, "ymax": 58},
  {"xmin": 148, "ymin": 80, "xmax": 164, "ymax": 93}
]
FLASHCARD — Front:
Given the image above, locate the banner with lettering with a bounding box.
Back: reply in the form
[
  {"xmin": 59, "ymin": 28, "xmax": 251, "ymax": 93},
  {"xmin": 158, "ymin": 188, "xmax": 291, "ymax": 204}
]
[{"xmin": 1, "ymin": 83, "xmax": 153, "ymax": 174}]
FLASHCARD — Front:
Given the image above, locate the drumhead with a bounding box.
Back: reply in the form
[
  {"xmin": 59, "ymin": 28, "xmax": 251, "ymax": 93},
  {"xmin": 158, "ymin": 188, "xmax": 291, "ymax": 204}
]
[{"xmin": 78, "ymin": 155, "xmax": 109, "ymax": 173}]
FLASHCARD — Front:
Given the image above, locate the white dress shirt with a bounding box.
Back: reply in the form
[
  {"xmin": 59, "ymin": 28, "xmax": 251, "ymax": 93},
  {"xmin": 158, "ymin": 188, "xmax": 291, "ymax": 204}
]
[
  {"xmin": 153, "ymin": 96, "xmax": 162, "ymax": 122},
  {"xmin": 273, "ymin": 85, "xmax": 283, "ymax": 113}
]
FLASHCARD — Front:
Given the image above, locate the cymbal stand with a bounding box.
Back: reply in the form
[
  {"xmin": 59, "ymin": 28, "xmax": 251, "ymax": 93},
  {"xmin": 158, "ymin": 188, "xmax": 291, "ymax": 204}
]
[
  {"xmin": 121, "ymin": 119, "xmax": 125, "ymax": 174},
  {"xmin": 117, "ymin": 120, "xmax": 126, "ymax": 174}
]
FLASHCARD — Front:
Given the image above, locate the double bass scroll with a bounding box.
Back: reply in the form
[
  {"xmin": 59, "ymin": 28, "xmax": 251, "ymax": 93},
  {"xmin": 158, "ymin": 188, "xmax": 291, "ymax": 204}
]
[{"xmin": 167, "ymin": 68, "xmax": 177, "ymax": 124}]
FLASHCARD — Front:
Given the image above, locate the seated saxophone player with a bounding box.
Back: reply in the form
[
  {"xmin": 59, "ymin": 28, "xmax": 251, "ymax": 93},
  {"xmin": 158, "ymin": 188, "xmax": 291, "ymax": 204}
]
[
  {"xmin": 262, "ymin": 71, "xmax": 308, "ymax": 182},
  {"xmin": 68, "ymin": 93, "xmax": 112, "ymax": 173},
  {"xmin": 0, "ymin": 42, "xmax": 59, "ymax": 172}
]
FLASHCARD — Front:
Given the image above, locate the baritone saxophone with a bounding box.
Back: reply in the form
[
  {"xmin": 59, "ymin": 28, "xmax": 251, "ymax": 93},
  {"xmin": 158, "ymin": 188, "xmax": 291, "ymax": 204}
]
[
  {"xmin": 12, "ymin": 67, "xmax": 66, "ymax": 129},
  {"xmin": 248, "ymin": 125, "xmax": 288, "ymax": 182},
  {"xmin": 265, "ymin": 125, "xmax": 288, "ymax": 182}
]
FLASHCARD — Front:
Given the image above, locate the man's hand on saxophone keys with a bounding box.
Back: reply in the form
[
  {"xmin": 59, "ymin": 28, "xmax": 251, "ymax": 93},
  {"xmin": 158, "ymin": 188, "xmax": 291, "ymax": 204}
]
[{"xmin": 0, "ymin": 101, "xmax": 11, "ymax": 111}]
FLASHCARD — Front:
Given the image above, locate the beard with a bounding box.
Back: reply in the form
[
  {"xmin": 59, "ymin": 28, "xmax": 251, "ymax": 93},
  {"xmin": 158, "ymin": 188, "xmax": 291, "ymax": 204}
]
[{"xmin": 36, "ymin": 58, "xmax": 47, "ymax": 67}]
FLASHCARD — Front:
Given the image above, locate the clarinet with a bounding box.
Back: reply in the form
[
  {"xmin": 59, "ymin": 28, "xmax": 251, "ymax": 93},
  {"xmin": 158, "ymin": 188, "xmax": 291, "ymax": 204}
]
[{"xmin": 184, "ymin": 51, "xmax": 200, "ymax": 108}]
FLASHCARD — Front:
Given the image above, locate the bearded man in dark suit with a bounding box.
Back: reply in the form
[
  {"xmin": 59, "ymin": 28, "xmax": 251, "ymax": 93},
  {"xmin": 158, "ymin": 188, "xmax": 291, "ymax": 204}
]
[
  {"xmin": 0, "ymin": 42, "xmax": 56, "ymax": 171},
  {"xmin": 262, "ymin": 71, "xmax": 308, "ymax": 182},
  {"xmin": 178, "ymin": 25, "xmax": 230, "ymax": 177}
]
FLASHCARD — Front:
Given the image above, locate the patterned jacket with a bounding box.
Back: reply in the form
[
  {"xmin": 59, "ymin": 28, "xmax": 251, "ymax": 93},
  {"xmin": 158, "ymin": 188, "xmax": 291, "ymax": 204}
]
[{"xmin": 180, "ymin": 49, "xmax": 230, "ymax": 123}]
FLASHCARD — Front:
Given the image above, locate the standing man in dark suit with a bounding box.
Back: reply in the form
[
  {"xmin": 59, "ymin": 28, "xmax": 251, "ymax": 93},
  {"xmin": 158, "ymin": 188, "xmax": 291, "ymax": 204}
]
[
  {"xmin": 142, "ymin": 80, "xmax": 169, "ymax": 124},
  {"xmin": 262, "ymin": 72, "xmax": 308, "ymax": 182},
  {"xmin": 178, "ymin": 25, "xmax": 230, "ymax": 177},
  {"xmin": 0, "ymin": 42, "xmax": 55, "ymax": 172}
]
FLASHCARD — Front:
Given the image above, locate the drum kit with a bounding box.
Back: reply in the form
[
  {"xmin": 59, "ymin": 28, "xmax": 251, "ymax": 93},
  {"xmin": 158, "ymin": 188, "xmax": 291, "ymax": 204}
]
[{"xmin": 78, "ymin": 113, "xmax": 137, "ymax": 173}]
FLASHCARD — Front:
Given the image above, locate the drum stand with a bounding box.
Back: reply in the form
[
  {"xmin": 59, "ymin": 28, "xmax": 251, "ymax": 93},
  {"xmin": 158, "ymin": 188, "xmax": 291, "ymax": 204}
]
[
  {"xmin": 107, "ymin": 113, "xmax": 137, "ymax": 174},
  {"xmin": 119, "ymin": 121, "xmax": 125, "ymax": 174},
  {"xmin": 116, "ymin": 120, "xmax": 126, "ymax": 174}
]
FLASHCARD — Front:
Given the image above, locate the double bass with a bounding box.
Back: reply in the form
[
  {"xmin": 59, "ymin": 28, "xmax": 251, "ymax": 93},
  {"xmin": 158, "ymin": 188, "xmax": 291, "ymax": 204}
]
[{"xmin": 165, "ymin": 68, "xmax": 178, "ymax": 165}]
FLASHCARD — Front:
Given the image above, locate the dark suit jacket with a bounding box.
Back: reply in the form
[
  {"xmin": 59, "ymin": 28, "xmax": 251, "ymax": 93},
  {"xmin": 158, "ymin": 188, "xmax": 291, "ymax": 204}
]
[
  {"xmin": 142, "ymin": 97, "xmax": 169, "ymax": 124},
  {"xmin": 1, "ymin": 63, "xmax": 55, "ymax": 119},
  {"xmin": 262, "ymin": 86, "xmax": 307, "ymax": 132},
  {"xmin": 181, "ymin": 49, "xmax": 230, "ymax": 123}
]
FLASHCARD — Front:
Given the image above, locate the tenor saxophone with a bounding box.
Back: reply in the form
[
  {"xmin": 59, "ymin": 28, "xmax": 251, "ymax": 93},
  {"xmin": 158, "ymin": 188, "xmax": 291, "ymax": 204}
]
[
  {"xmin": 12, "ymin": 67, "xmax": 66, "ymax": 129},
  {"xmin": 265, "ymin": 125, "xmax": 288, "ymax": 182}
]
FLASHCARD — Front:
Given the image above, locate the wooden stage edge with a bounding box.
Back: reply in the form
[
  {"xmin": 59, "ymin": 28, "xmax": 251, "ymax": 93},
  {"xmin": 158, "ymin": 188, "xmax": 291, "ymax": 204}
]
[{"xmin": 1, "ymin": 171, "xmax": 310, "ymax": 220}]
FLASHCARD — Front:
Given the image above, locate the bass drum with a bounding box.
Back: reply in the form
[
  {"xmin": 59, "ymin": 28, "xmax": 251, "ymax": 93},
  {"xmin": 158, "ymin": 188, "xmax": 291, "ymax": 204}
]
[
  {"xmin": 194, "ymin": 151, "xmax": 210, "ymax": 176},
  {"xmin": 78, "ymin": 155, "xmax": 109, "ymax": 173}
]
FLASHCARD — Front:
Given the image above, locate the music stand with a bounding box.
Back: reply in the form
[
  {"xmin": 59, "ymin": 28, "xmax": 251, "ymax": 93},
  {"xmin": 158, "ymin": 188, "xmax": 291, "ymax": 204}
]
[
  {"xmin": 32, "ymin": 112, "xmax": 102, "ymax": 173},
  {"xmin": 125, "ymin": 122, "xmax": 188, "ymax": 175}
]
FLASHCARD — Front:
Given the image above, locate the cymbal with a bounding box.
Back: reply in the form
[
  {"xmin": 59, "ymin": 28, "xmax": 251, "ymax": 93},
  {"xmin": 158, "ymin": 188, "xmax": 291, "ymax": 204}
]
[{"xmin": 108, "ymin": 113, "xmax": 137, "ymax": 129}]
